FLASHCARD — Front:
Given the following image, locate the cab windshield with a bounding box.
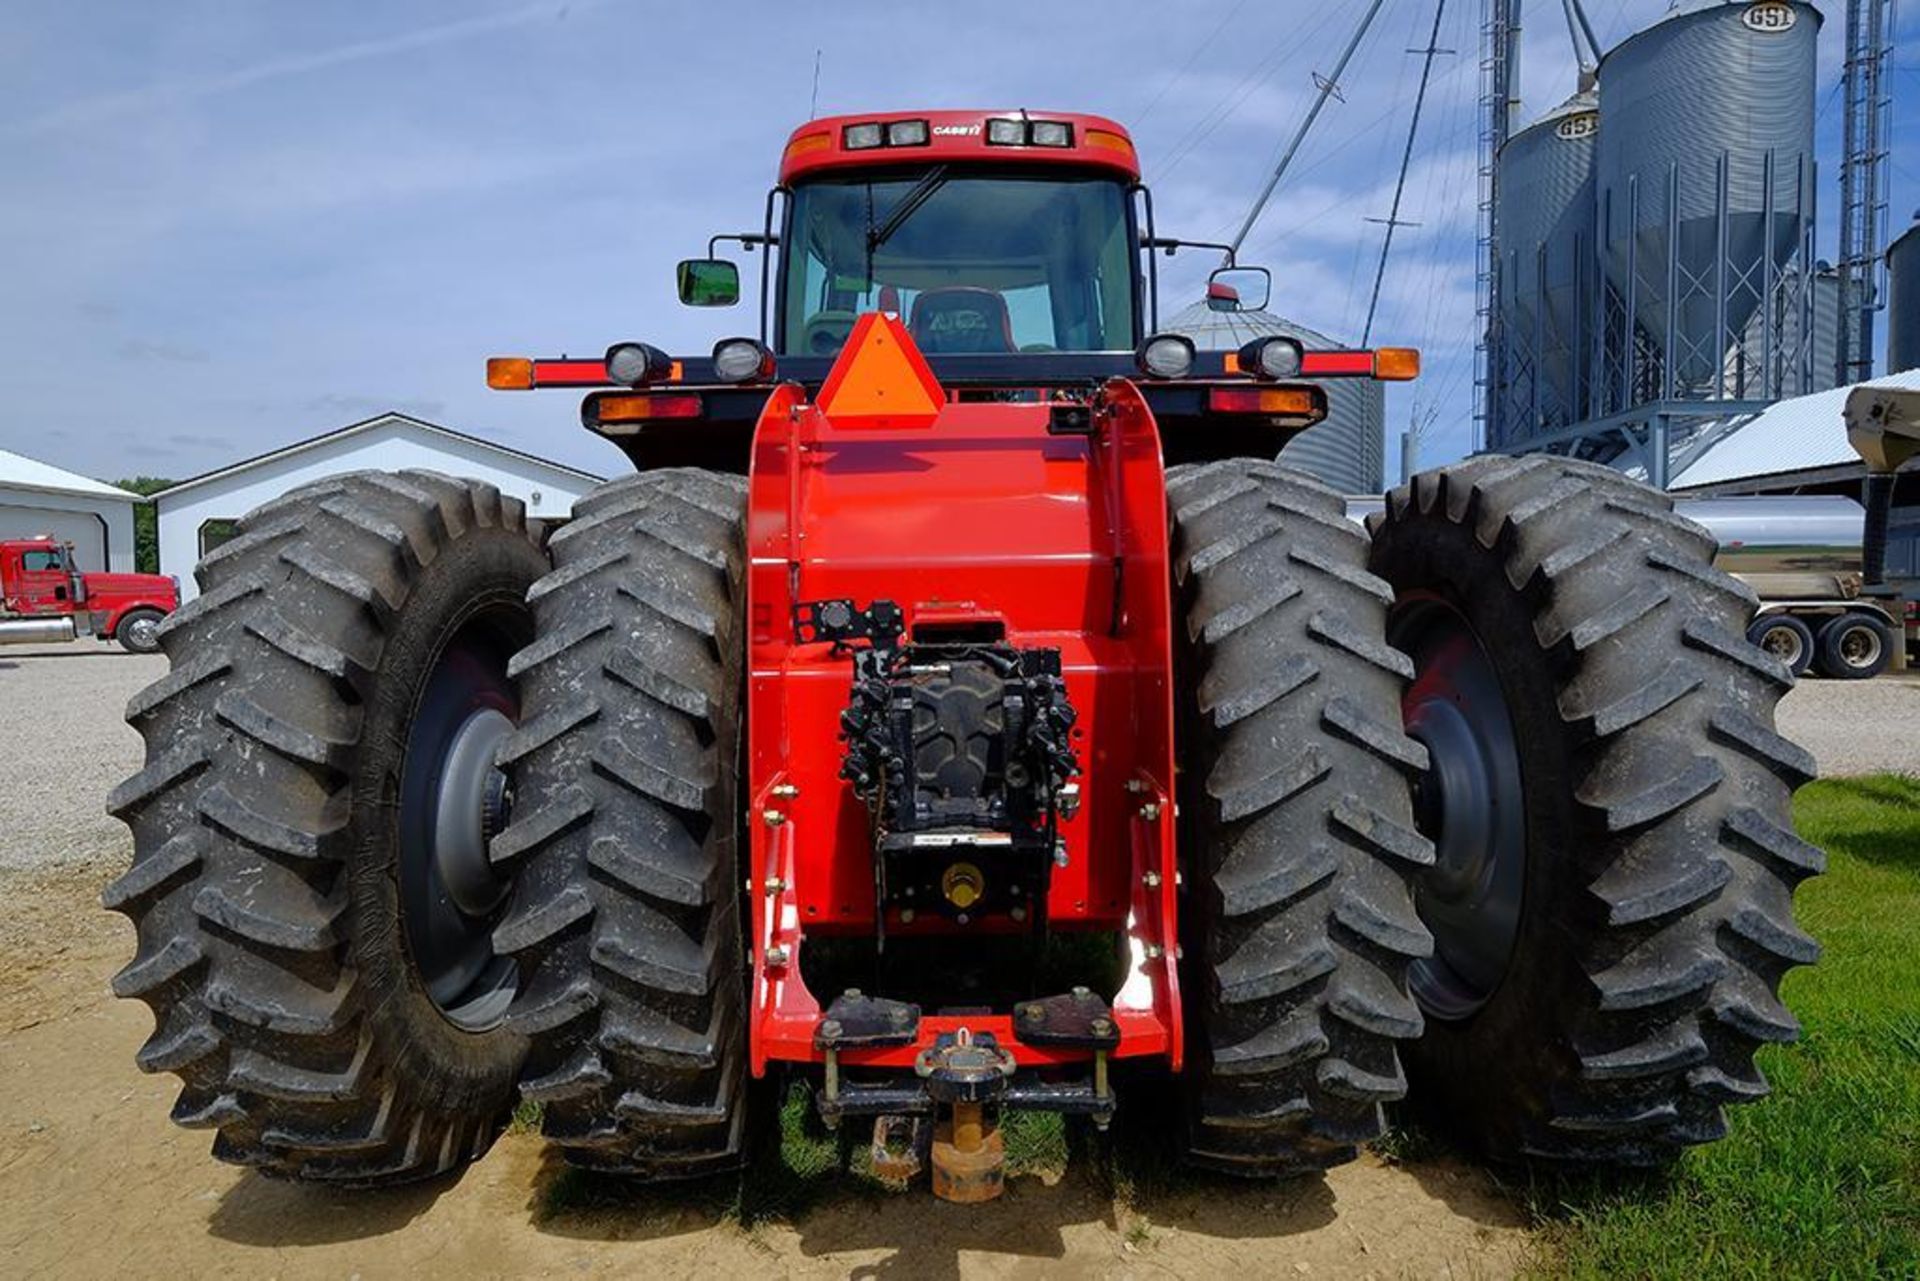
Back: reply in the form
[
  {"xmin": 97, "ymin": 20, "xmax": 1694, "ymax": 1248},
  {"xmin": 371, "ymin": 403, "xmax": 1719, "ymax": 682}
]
[{"xmin": 778, "ymin": 171, "xmax": 1137, "ymax": 358}]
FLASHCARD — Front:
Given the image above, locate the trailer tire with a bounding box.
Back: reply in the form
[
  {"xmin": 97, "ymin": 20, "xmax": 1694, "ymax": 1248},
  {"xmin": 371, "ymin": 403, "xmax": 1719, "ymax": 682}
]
[
  {"xmin": 1814, "ymin": 612, "xmax": 1892, "ymax": 680},
  {"xmin": 1166, "ymin": 459, "xmax": 1433, "ymax": 1176},
  {"xmin": 493, "ymin": 468, "xmax": 751, "ymax": 1177},
  {"xmin": 106, "ymin": 471, "xmax": 546, "ymax": 1184},
  {"xmin": 1368, "ymin": 455, "xmax": 1821, "ymax": 1166},
  {"xmin": 117, "ymin": 607, "xmax": 167, "ymax": 654},
  {"xmin": 1746, "ymin": 613, "xmax": 1813, "ymax": 678}
]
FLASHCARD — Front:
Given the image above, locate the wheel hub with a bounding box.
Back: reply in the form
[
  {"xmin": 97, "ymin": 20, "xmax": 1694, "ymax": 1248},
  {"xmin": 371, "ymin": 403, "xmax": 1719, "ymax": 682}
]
[
  {"xmin": 1393, "ymin": 597, "xmax": 1527, "ymax": 1021},
  {"xmin": 434, "ymin": 708, "xmax": 515, "ymax": 918},
  {"xmin": 398, "ymin": 628, "xmax": 522, "ymax": 1032}
]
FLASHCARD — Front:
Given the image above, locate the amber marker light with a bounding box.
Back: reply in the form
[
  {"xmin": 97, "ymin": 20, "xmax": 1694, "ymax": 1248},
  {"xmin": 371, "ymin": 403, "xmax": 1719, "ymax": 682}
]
[
  {"xmin": 1373, "ymin": 348, "xmax": 1421, "ymax": 380},
  {"xmin": 487, "ymin": 357, "xmax": 534, "ymax": 390}
]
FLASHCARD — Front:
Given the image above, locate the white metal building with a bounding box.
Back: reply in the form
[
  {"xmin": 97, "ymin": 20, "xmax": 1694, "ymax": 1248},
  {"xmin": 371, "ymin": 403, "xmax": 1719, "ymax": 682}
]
[
  {"xmin": 0, "ymin": 447, "xmax": 142, "ymax": 572},
  {"xmin": 154, "ymin": 413, "xmax": 603, "ymax": 601}
]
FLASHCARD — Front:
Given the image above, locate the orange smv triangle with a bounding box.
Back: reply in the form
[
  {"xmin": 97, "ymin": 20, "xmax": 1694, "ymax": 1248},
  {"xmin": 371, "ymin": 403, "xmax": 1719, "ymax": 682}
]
[{"xmin": 815, "ymin": 312, "xmax": 946, "ymax": 429}]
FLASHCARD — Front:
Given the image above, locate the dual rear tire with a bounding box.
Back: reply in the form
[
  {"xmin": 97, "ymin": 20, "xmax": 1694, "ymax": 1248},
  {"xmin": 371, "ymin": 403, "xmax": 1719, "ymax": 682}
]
[{"xmin": 109, "ymin": 456, "xmax": 1819, "ymax": 1184}]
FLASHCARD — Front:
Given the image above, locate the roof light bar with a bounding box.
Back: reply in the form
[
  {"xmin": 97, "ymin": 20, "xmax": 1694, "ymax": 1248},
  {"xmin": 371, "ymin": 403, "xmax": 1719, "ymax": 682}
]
[
  {"xmin": 843, "ymin": 119, "xmax": 932, "ymax": 151},
  {"xmin": 984, "ymin": 117, "xmax": 1074, "ymax": 147}
]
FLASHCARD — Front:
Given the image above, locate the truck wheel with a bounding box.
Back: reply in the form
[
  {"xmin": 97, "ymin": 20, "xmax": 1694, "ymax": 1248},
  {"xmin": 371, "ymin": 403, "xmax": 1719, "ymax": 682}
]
[
  {"xmin": 117, "ymin": 607, "xmax": 167, "ymax": 654},
  {"xmin": 493, "ymin": 468, "xmax": 750, "ymax": 1177},
  {"xmin": 106, "ymin": 471, "xmax": 547, "ymax": 1184},
  {"xmin": 1167, "ymin": 459, "xmax": 1433, "ymax": 1175},
  {"xmin": 1368, "ymin": 456, "xmax": 1820, "ymax": 1166},
  {"xmin": 1814, "ymin": 612, "xmax": 1892, "ymax": 680},
  {"xmin": 1745, "ymin": 614, "xmax": 1813, "ymax": 678}
]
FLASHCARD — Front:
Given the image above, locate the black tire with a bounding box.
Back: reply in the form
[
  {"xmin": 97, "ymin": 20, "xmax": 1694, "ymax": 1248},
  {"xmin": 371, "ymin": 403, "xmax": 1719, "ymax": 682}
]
[
  {"xmin": 117, "ymin": 607, "xmax": 167, "ymax": 654},
  {"xmin": 1814, "ymin": 612, "xmax": 1893, "ymax": 680},
  {"xmin": 105, "ymin": 470, "xmax": 547, "ymax": 1185},
  {"xmin": 1166, "ymin": 459, "xmax": 1433, "ymax": 1175},
  {"xmin": 1746, "ymin": 614, "xmax": 1813, "ymax": 678},
  {"xmin": 1368, "ymin": 456, "xmax": 1821, "ymax": 1166},
  {"xmin": 493, "ymin": 468, "xmax": 750, "ymax": 1176}
]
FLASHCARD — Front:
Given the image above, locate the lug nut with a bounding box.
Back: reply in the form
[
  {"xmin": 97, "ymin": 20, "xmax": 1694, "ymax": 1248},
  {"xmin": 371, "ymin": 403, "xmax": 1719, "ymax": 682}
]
[
  {"xmin": 763, "ymin": 810, "xmax": 786, "ymax": 827},
  {"xmin": 1144, "ymin": 944, "xmax": 1164, "ymax": 960},
  {"xmin": 766, "ymin": 945, "xmax": 790, "ymax": 967},
  {"xmin": 1138, "ymin": 802, "xmax": 1161, "ymax": 821},
  {"xmin": 899, "ymin": 907, "xmax": 915, "ymax": 925},
  {"xmin": 771, "ymin": 783, "xmax": 800, "ymax": 798},
  {"xmin": 764, "ymin": 876, "xmax": 785, "ymax": 895},
  {"xmin": 1143, "ymin": 871, "xmax": 1162, "ymax": 889}
]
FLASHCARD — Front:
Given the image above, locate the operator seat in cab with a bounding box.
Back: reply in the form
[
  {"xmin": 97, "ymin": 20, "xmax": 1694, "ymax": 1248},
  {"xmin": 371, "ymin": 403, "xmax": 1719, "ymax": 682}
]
[{"xmin": 909, "ymin": 287, "xmax": 1015, "ymax": 354}]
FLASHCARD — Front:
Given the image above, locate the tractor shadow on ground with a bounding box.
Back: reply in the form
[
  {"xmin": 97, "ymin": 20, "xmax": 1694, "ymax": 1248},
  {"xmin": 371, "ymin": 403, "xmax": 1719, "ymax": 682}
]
[
  {"xmin": 517, "ymin": 1089, "xmax": 1364, "ymax": 1277},
  {"xmin": 205, "ymin": 1168, "xmax": 463, "ymax": 1246}
]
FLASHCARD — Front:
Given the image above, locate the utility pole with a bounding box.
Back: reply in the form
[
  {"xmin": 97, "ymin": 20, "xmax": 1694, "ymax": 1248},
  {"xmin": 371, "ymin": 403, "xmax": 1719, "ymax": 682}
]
[
  {"xmin": 1362, "ymin": 0, "xmax": 1453, "ymax": 346},
  {"xmin": 1226, "ymin": 0, "xmax": 1389, "ymax": 260}
]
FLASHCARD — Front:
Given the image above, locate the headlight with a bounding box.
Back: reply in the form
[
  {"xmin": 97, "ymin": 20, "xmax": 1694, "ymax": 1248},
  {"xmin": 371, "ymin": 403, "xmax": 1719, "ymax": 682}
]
[
  {"xmin": 712, "ymin": 337, "xmax": 776, "ymax": 383},
  {"xmin": 604, "ymin": 341, "xmax": 674, "ymax": 387},
  {"xmin": 1136, "ymin": 333, "xmax": 1196, "ymax": 380},
  {"xmin": 1239, "ymin": 336, "xmax": 1303, "ymax": 379}
]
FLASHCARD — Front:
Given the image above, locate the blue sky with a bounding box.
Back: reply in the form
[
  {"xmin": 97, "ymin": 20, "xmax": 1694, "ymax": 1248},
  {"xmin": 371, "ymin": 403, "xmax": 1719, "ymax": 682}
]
[{"xmin": 2, "ymin": 1, "xmax": 1914, "ymax": 485}]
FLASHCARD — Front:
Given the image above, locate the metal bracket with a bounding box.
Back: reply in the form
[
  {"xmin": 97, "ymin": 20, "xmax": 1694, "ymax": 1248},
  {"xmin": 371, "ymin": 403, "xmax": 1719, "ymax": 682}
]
[
  {"xmin": 1011, "ymin": 987, "xmax": 1120, "ymax": 1050},
  {"xmin": 794, "ymin": 597, "xmax": 905, "ymax": 648}
]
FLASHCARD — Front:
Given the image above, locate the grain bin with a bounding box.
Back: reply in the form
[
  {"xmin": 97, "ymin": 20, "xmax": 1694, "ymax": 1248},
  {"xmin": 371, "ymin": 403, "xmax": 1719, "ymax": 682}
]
[{"xmin": 1595, "ymin": 0, "xmax": 1819, "ymax": 399}]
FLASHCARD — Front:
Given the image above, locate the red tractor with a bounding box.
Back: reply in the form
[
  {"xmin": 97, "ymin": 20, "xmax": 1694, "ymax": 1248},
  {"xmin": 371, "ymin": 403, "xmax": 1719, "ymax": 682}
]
[
  {"xmin": 1, "ymin": 536, "xmax": 176, "ymax": 653},
  {"xmin": 108, "ymin": 110, "xmax": 1819, "ymax": 1201}
]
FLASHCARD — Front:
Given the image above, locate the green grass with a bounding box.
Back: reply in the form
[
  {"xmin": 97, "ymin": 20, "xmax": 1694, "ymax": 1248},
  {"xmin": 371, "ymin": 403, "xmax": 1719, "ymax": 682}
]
[{"xmin": 1531, "ymin": 775, "xmax": 1920, "ymax": 1278}]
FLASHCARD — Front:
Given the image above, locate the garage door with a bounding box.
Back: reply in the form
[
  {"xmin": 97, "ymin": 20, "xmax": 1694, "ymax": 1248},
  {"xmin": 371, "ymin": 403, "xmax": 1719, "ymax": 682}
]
[{"xmin": 0, "ymin": 504, "xmax": 107, "ymax": 572}]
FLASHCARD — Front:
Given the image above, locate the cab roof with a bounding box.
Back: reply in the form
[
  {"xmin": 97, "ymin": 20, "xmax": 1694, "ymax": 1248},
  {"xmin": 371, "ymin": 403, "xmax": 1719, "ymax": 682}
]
[{"xmin": 779, "ymin": 110, "xmax": 1140, "ymax": 185}]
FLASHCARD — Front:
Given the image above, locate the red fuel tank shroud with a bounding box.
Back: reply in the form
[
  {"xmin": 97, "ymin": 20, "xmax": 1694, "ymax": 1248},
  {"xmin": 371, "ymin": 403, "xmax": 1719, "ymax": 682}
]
[{"xmin": 744, "ymin": 319, "xmax": 1182, "ymax": 1074}]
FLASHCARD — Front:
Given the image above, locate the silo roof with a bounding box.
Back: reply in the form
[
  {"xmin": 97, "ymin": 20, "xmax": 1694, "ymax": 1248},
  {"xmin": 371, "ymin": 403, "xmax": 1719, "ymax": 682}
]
[
  {"xmin": 1597, "ymin": 0, "xmax": 1822, "ymax": 71},
  {"xmin": 1164, "ymin": 300, "xmax": 1346, "ymax": 350},
  {"xmin": 1503, "ymin": 87, "xmax": 1599, "ymax": 149}
]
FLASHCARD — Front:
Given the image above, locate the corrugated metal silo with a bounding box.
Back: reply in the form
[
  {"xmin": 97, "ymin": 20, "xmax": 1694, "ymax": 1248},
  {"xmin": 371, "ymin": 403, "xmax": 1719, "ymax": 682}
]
[
  {"xmin": 1595, "ymin": 0, "xmax": 1819, "ymax": 399},
  {"xmin": 1167, "ymin": 300, "xmax": 1384, "ymax": 494},
  {"xmin": 1495, "ymin": 89, "xmax": 1598, "ymax": 447},
  {"xmin": 1891, "ymin": 221, "xmax": 1920, "ymax": 374}
]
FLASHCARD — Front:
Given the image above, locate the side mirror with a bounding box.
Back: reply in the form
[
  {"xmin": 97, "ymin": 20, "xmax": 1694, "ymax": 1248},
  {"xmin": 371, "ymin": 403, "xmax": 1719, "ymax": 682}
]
[
  {"xmin": 1207, "ymin": 266, "xmax": 1272, "ymax": 313},
  {"xmin": 677, "ymin": 258, "xmax": 741, "ymax": 307}
]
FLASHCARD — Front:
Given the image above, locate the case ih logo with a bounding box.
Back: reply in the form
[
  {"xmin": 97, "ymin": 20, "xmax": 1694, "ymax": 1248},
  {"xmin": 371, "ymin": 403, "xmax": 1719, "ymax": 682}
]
[
  {"xmin": 1743, "ymin": 1, "xmax": 1797, "ymax": 31},
  {"xmin": 933, "ymin": 124, "xmax": 982, "ymax": 137}
]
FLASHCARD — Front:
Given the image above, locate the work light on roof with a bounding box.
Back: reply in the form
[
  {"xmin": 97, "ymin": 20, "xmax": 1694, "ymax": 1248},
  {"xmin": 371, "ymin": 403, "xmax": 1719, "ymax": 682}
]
[
  {"xmin": 886, "ymin": 119, "xmax": 930, "ymax": 147},
  {"xmin": 985, "ymin": 118, "xmax": 1027, "ymax": 146},
  {"xmin": 842, "ymin": 122, "xmax": 885, "ymax": 150},
  {"xmin": 1029, "ymin": 120, "xmax": 1072, "ymax": 147}
]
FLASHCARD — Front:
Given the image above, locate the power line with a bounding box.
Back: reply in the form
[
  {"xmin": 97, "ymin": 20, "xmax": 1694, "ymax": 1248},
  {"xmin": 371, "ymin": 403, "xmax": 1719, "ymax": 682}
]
[{"xmin": 1363, "ymin": 0, "xmax": 1453, "ymax": 344}]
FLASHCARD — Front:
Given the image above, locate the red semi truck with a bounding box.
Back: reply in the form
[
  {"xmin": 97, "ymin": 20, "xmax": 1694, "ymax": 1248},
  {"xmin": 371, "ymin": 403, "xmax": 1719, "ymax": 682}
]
[{"xmin": 0, "ymin": 537, "xmax": 177, "ymax": 653}]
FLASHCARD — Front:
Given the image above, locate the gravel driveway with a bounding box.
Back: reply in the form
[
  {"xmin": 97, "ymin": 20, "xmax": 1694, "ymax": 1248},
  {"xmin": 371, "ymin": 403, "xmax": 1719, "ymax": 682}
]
[{"xmin": 0, "ymin": 644, "xmax": 1911, "ymax": 878}]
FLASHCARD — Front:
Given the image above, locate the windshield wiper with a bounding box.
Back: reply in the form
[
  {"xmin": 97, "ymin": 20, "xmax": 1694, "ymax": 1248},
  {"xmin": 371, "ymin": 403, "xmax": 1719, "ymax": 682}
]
[{"xmin": 867, "ymin": 165, "xmax": 950, "ymax": 251}]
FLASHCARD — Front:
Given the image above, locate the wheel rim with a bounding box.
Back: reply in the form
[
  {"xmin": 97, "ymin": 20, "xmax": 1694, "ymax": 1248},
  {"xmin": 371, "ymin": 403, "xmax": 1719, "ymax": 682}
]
[
  {"xmin": 1759, "ymin": 622, "xmax": 1804, "ymax": 669},
  {"xmin": 1391, "ymin": 596, "xmax": 1527, "ymax": 1021},
  {"xmin": 398, "ymin": 609, "xmax": 522, "ymax": 1031},
  {"xmin": 1836, "ymin": 622, "xmax": 1882, "ymax": 670},
  {"xmin": 127, "ymin": 615, "xmax": 159, "ymax": 650}
]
